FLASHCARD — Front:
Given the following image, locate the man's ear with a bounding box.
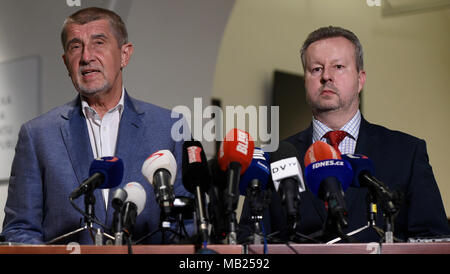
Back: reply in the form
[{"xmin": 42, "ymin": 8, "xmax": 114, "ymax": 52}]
[
  {"xmin": 121, "ymin": 43, "xmax": 134, "ymax": 68},
  {"xmin": 358, "ymin": 70, "xmax": 366, "ymax": 94}
]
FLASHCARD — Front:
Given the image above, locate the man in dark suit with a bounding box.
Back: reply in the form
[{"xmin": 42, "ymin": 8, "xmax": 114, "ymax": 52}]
[
  {"xmin": 1, "ymin": 7, "xmax": 191, "ymax": 244},
  {"xmin": 239, "ymin": 26, "xmax": 449, "ymax": 243}
]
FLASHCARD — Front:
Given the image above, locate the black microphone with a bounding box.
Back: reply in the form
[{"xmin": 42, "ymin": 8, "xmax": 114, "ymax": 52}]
[
  {"xmin": 341, "ymin": 154, "xmax": 401, "ymax": 214},
  {"xmin": 70, "ymin": 156, "xmax": 124, "ymax": 199},
  {"xmin": 182, "ymin": 140, "xmax": 211, "ymax": 245},
  {"xmin": 341, "ymin": 154, "xmax": 403, "ymax": 243},
  {"xmin": 303, "ymin": 141, "xmax": 354, "ymax": 242},
  {"xmin": 269, "ymin": 141, "xmax": 306, "ymax": 234},
  {"xmin": 207, "ymin": 158, "xmax": 227, "ymax": 243},
  {"xmin": 240, "ymin": 147, "xmax": 270, "ymax": 244}
]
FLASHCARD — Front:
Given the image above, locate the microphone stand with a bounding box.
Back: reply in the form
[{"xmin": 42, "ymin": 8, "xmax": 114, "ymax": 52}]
[
  {"xmin": 133, "ymin": 205, "xmax": 185, "ymax": 244},
  {"xmin": 326, "ymin": 189, "xmax": 403, "ymax": 244},
  {"xmin": 224, "ymin": 162, "xmax": 241, "ymax": 245},
  {"xmin": 112, "ymin": 208, "xmax": 124, "ymax": 245},
  {"xmin": 244, "ymin": 179, "xmax": 269, "ymax": 244},
  {"xmin": 194, "ymin": 186, "xmax": 210, "ymax": 246},
  {"xmin": 46, "ymin": 191, "xmax": 114, "ymax": 245},
  {"xmin": 111, "ymin": 187, "xmax": 128, "ymax": 245},
  {"xmin": 379, "ymin": 190, "xmax": 403, "ymax": 243}
]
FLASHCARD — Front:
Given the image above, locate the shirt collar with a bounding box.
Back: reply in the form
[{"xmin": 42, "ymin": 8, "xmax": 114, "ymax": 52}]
[
  {"xmin": 81, "ymin": 87, "xmax": 125, "ymax": 118},
  {"xmin": 312, "ymin": 110, "xmax": 361, "ymax": 142}
]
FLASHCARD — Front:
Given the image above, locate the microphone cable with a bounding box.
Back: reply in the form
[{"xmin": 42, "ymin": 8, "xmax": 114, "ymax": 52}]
[{"xmin": 260, "ymin": 220, "xmax": 268, "ymax": 254}]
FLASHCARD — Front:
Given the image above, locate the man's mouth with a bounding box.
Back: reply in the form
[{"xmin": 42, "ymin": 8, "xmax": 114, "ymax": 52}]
[
  {"xmin": 81, "ymin": 69, "xmax": 101, "ymax": 76},
  {"xmin": 321, "ymin": 89, "xmax": 336, "ymax": 95}
]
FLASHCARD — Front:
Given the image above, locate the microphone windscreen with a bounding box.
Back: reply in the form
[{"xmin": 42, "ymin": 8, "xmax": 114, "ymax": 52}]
[
  {"xmin": 89, "ymin": 156, "xmax": 124, "ymax": 189},
  {"xmin": 341, "ymin": 154, "xmax": 375, "ymax": 187},
  {"xmin": 239, "ymin": 148, "xmax": 270, "ymax": 195},
  {"xmin": 182, "ymin": 140, "xmax": 211, "ymax": 193},
  {"xmin": 141, "ymin": 150, "xmax": 177, "ymax": 186},
  {"xmin": 208, "ymin": 158, "xmax": 227, "ymax": 190},
  {"xmin": 269, "ymin": 141, "xmax": 305, "ymax": 192},
  {"xmin": 304, "ymin": 140, "xmax": 341, "ymax": 167},
  {"xmin": 303, "ymin": 142, "xmax": 352, "ymax": 196},
  {"xmin": 269, "ymin": 141, "xmax": 298, "ymax": 163},
  {"xmin": 218, "ymin": 128, "xmax": 254, "ymax": 174},
  {"xmin": 124, "ymin": 182, "xmax": 147, "ymax": 216}
]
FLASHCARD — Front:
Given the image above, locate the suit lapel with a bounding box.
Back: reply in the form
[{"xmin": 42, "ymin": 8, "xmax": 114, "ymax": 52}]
[
  {"xmin": 354, "ymin": 117, "xmax": 377, "ymax": 157},
  {"xmin": 344, "ymin": 117, "xmax": 379, "ymax": 215},
  {"xmin": 105, "ymin": 92, "xmax": 145, "ymax": 224},
  {"xmin": 60, "ymin": 97, "xmax": 106, "ymax": 222}
]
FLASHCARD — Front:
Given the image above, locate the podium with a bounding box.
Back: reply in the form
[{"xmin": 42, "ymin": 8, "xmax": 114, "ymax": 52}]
[
  {"xmin": 245, "ymin": 242, "xmax": 450, "ymax": 254},
  {"xmin": 0, "ymin": 243, "xmax": 449, "ymax": 254},
  {"xmin": 0, "ymin": 244, "xmax": 243, "ymax": 254}
]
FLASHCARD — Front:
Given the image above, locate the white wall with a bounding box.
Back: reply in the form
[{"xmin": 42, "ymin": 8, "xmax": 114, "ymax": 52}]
[{"xmin": 0, "ymin": 0, "xmax": 234, "ymax": 228}]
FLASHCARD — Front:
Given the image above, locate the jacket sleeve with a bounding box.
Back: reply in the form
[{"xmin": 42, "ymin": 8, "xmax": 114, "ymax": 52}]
[
  {"xmin": 405, "ymin": 139, "xmax": 450, "ymax": 238},
  {"xmin": 1, "ymin": 123, "xmax": 45, "ymax": 244}
]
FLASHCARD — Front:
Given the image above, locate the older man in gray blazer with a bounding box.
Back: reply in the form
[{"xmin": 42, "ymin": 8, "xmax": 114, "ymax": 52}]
[{"xmin": 2, "ymin": 7, "xmax": 191, "ymax": 244}]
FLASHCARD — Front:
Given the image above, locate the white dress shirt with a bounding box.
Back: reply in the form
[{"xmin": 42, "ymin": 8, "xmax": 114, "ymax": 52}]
[
  {"xmin": 311, "ymin": 110, "xmax": 361, "ymax": 155},
  {"xmin": 81, "ymin": 88, "xmax": 125, "ymax": 209}
]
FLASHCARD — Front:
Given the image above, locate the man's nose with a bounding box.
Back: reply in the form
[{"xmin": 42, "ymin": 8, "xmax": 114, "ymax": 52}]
[
  {"xmin": 80, "ymin": 45, "xmax": 95, "ymax": 65},
  {"xmin": 320, "ymin": 67, "xmax": 333, "ymax": 85}
]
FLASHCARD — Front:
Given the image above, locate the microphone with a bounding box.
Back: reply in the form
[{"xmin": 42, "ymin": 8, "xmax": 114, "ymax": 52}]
[
  {"xmin": 341, "ymin": 154, "xmax": 396, "ymax": 201},
  {"xmin": 112, "ymin": 188, "xmax": 127, "ymax": 245},
  {"xmin": 341, "ymin": 154, "xmax": 402, "ymax": 219},
  {"xmin": 111, "ymin": 182, "xmax": 146, "ymax": 244},
  {"xmin": 270, "ymin": 141, "xmax": 305, "ymax": 233},
  {"xmin": 207, "ymin": 158, "xmax": 227, "ymax": 242},
  {"xmin": 239, "ymin": 147, "xmax": 270, "ymax": 244},
  {"xmin": 182, "ymin": 140, "xmax": 211, "ymax": 245},
  {"xmin": 142, "ymin": 150, "xmax": 176, "ymax": 216},
  {"xmin": 218, "ymin": 128, "xmax": 254, "ymax": 244},
  {"xmin": 70, "ymin": 156, "xmax": 124, "ymax": 199},
  {"xmin": 239, "ymin": 148, "xmax": 270, "ymax": 196},
  {"xmin": 303, "ymin": 141, "xmax": 353, "ymax": 239},
  {"xmin": 122, "ymin": 182, "xmax": 147, "ymax": 235}
]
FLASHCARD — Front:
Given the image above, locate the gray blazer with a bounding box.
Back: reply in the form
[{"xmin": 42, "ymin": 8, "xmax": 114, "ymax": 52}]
[{"xmin": 2, "ymin": 91, "xmax": 191, "ymax": 244}]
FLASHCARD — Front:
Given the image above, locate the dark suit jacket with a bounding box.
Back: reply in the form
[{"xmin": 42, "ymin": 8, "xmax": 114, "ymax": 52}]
[
  {"xmin": 1, "ymin": 92, "xmax": 192, "ymax": 244},
  {"xmin": 239, "ymin": 117, "xmax": 450, "ymax": 243}
]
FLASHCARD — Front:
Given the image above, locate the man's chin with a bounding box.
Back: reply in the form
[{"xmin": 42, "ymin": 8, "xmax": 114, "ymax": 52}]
[
  {"xmin": 311, "ymin": 101, "xmax": 340, "ymax": 113},
  {"xmin": 77, "ymin": 84, "xmax": 110, "ymax": 97}
]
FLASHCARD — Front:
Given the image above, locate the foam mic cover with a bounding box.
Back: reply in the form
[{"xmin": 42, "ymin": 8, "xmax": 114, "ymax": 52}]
[
  {"xmin": 239, "ymin": 148, "xmax": 270, "ymax": 195},
  {"xmin": 304, "ymin": 140, "xmax": 341, "ymax": 167},
  {"xmin": 182, "ymin": 140, "xmax": 211, "ymax": 193},
  {"xmin": 208, "ymin": 158, "xmax": 226, "ymax": 188},
  {"xmin": 71, "ymin": 156, "xmax": 124, "ymax": 199},
  {"xmin": 341, "ymin": 154, "xmax": 375, "ymax": 187},
  {"xmin": 141, "ymin": 150, "xmax": 177, "ymax": 186},
  {"xmin": 218, "ymin": 128, "xmax": 254, "ymax": 174},
  {"xmin": 269, "ymin": 141, "xmax": 305, "ymax": 193},
  {"xmin": 303, "ymin": 141, "xmax": 353, "ymax": 197},
  {"xmin": 123, "ymin": 182, "xmax": 147, "ymax": 216},
  {"xmin": 89, "ymin": 156, "xmax": 124, "ymax": 189}
]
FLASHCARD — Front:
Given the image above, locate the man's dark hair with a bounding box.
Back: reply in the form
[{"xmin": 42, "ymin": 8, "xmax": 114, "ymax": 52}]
[{"xmin": 300, "ymin": 26, "xmax": 364, "ymax": 72}]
